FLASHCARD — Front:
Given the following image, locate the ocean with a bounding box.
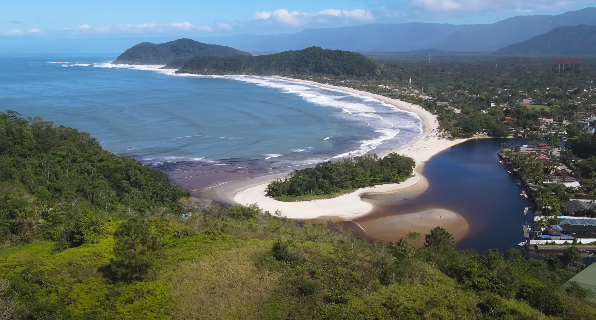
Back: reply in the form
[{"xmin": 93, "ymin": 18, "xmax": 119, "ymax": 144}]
[{"xmin": 0, "ymin": 54, "xmax": 422, "ymax": 190}]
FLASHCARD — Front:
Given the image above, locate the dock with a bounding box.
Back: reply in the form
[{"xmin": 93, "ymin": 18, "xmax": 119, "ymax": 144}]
[{"xmin": 523, "ymin": 225, "xmax": 530, "ymax": 239}]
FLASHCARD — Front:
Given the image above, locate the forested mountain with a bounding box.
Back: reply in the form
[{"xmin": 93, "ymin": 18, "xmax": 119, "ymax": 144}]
[
  {"xmin": 205, "ymin": 7, "xmax": 596, "ymax": 53},
  {"xmin": 177, "ymin": 46, "xmax": 383, "ymax": 77},
  {"xmin": 112, "ymin": 38, "xmax": 251, "ymax": 65},
  {"xmin": 495, "ymin": 25, "xmax": 596, "ymax": 55}
]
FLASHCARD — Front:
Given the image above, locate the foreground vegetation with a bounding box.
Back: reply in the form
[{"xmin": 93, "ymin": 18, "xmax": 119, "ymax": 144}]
[
  {"xmin": 266, "ymin": 153, "xmax": 415, "ymax": 201},
  {"xmin": 2, "ymin": 112, "xmax": 596, "ymax": 319}
]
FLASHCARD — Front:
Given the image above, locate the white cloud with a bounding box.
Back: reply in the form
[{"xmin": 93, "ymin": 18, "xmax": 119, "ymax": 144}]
[
  {"xmin": 117, "ymin": 22, "xmax": 212, "ymax": 32},
  {"xmin": 79, "ymin": 24, "xmax": 91, "ymax": 30},
  {"xmin": 217, "ymin": 22, "xmax": 233, "ymax": 31},
  {"xmin": 28, "ymin": 28, "xmax": 41, "ymax": 33},
  {"xmin": 254, "ymin": 11, "xmax": 271, "ymax": 20},
  {"xmin": 4, "ymin": 29, "xmax": 23, "ymax": 35},
  {"xmin": 253, "ymin": 8, "xmax": 374, "ymax": 27}
]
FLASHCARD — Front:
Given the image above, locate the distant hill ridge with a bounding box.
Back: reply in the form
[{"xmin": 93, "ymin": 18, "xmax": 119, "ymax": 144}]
[
  {"xmin": 204, "ymin": 7, "xmax": 596, "ymax": 53},
  {"xmin": 495, "ymin": 24, "xmax": 596, "ymax": 55},
  {"xmin": 176, "ymin": 46, "xmax": 383, "ymax": 77},
  {"xmin": 112, "ymin": 38, "xmax": 251, "ymax": 65}
]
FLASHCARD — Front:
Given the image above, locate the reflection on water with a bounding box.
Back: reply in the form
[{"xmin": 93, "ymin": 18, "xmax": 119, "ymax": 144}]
[{"xmin": 356, "ymin": 138, "xmax": 532, "ymax": 253}]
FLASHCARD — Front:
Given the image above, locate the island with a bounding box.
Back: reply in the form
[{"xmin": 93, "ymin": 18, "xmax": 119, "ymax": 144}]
[
  {"xmin": 112, "ymin": 38, "xmax": 252, "ymax": 66},
  {"xmin": 266, "ymin": 153, "xmax": 415, "ymax": 202}
]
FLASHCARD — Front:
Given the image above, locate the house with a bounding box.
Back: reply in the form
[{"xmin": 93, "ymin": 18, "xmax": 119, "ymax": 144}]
[
  {"xmin": 505, "ymin": 116, "xmax": 517, "ymax": 121},
  {"xmin": 436, "ymin": 101, "xmax": 449, "ymax": 107},
  {"xmin": 520, "ymin": 98, "xmax": 534, "ymax": 105}
]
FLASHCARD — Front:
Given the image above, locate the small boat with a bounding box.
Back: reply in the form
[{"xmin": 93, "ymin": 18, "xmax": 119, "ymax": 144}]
[
  {"xmin": 508, "ymin": 170, "xmax": 512, "ymax": 174},
  {"xmin": 524, "ymin": 207, "xmax": 529, "ymax": 215},
  {"xmin": 518, "ymin": 242, "xmax": 526, "ymax": 247},
  {"xmin": 499, "ymin": 160, "xmax": 503, "ymax": 163}
]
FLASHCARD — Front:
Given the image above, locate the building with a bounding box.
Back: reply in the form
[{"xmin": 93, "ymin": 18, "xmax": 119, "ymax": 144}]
[{"xmin": 560, "ymin": 263, "xmax": 596, "ymax": 303}]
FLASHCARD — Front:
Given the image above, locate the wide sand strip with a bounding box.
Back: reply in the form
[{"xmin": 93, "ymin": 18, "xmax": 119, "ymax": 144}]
[{"xmin": 232, "ymin": 77, "xmax": 470, "ymax": 220}]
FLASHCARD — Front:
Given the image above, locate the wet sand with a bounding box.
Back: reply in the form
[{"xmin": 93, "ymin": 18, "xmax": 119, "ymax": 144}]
[{"xmin": 356, "ymin": 209, "xmax": 470, "ymax": 245}]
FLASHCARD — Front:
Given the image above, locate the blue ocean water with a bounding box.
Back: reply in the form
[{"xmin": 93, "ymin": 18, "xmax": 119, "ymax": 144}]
[{"xmin": 0, "ymin": 55, "xmax": 421, "ymax": 173}]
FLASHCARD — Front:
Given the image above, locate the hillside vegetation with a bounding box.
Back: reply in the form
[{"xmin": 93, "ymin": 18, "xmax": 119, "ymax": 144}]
[
  {"xmin": 495, "ymin": 25, "xmax": 596, "ymax": 55},
  {"xmin": 177, "ymin": 46, "xmax": 384, "ymax": 77},
  {"xmin": 0, "ymin": 110, "xmax": 188, "ymax": 246},
  {"xmin": 1, "ymin": 111, "xmax": 595, "ymax": 319},
  {"xmin": 112, "ymin": 38, "xmax": 251, "ymax": 65}
]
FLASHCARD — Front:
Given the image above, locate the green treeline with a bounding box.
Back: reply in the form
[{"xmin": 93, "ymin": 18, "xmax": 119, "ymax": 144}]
[
  {"xmin": 177, "ymin": 46, "xmax": 383, "ymax": 77},
  {"xmin": 0, "ymin": 111, "xmax": 188, "ymax": 246},
  {"xmin": 266, "ymin": 153, "xmax": 415, "ymax": 201}
]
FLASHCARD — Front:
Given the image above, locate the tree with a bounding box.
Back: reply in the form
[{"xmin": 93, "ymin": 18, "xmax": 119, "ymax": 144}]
[
  {"xmin": 424, "ymin": 227, "xmax": 455, "ymax": 249},
  {"xmin": 110, "ymin": 218, "xmax": 162, "ymax": 281},
  {"xmin": 560, "ymin": 245, "xmax": 581, "ymax": 268}
]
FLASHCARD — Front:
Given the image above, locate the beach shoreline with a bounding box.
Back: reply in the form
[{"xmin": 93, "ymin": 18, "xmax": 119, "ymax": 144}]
[
  {"xmin": 227, "ymin": 76, "xmax": 470, "ymax": 218},
  {"xmin": 196, "ymin": 75, "xmax": 473, "ymax": 242}
]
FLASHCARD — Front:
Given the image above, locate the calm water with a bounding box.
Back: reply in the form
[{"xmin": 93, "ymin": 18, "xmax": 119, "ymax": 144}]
[
  {"xmin": 359, "ymin": 138, "xmax": 533, "ymax": 253},
  {"xmin": 0, "ymin": 55, "xmax": 421, "ymax": 174}
]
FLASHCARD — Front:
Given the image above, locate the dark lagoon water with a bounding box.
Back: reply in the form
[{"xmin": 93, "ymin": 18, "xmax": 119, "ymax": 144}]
[{"xmin": 358, "ymin": 138, "xmax": 533, "ymax": 253}]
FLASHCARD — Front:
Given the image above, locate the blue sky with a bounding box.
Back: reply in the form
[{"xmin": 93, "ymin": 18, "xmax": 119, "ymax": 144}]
[{"xmin": 2, "ymin": 0, "xmax": 596, "ymax": 38}]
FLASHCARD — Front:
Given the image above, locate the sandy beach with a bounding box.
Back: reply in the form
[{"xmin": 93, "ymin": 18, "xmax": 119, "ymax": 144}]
[{"xmin": 230, "ymin": 77, "xmax": 469, "ymax": 219}]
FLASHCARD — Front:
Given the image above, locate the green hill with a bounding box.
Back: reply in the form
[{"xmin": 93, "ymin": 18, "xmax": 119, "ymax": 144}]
[
  {"xmin": 0, "ymin": 110, "xmax": 188, "ymax": 246},
  {"xmin": 495, "ymin": 25, "xmax": 596, "ymax": 55},
  {"xmin": 112, "ymin": 38, "xmax": 251, "ymax": 65},
  {"xmin": 1, "ymin": 110, "xmax": 595, "ymax": 319},
  {"xmin": 177, "ymin": 46, "xmax": 384, "ymax": 77}
]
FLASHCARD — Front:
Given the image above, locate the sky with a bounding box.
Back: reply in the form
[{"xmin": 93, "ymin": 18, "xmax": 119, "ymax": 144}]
[{"xmin": 3, "ymin": 0, "xmax": 596, "ymax": 39}]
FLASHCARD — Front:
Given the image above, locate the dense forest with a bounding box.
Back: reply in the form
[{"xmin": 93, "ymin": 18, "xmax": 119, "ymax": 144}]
[
  {"xmin": 177, "ymin": 46, "xmax": 383, "ymax": 77},
  {"xmin": 112, "ymin": 38, "xmax": 251, "ymax": 65},
  {"xmin": 1, "ymin": 112, "xmax": 595, "ymax": 319},
  {"xmin": 0, "ymin": 111, "xmax": 188, "ymax": 246},
  {"xmin": 495, "ymin": 25, "xmax": 596, "ymax": 55},
  {"xmin": 266, "ymin": 153, "xmax": 415, "ymax": 201}
]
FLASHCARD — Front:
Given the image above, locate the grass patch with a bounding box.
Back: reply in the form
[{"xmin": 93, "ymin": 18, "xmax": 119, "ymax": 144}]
[
  {"xmin": 523, "ymin": 104, "xmax": 550, "ymax": 111},
  {"xmin": 169, "ymin": 244, "xmax": 280, "ymax": 320}
]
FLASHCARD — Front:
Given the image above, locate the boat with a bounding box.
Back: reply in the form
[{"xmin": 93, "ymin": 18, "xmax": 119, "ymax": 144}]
[
  {"xmin": 499, "ymin": 160, "xmax": 503, "ymax": 163},
  {"xmin": 520, "ymin": 191, "xmax": 528, "ymax": 198},
  {"xmin": 518, "ymin": 242, "xmax": 526, "ymax": 247},
  {"xmin": 508, "ymin": 170, "xmax": 512, "ymax": 174},
  {"xmin": 524, "ymin": 207, "xmax": 529, "ymax": 215}
]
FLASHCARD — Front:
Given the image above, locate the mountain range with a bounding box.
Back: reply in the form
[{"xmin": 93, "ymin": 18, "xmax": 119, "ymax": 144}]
[
  {"xmin": 495, "ymin": 24, "xmax": 596, "ymax": 55},
  {"xmin": 204, "ymin": 7, "xmax": 596, "ymax": 53}
]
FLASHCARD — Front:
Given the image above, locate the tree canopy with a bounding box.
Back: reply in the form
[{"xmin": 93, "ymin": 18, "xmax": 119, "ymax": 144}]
[{"xmin": 266, "ymin": 153, "xmax": 416, "ymax": 201}]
